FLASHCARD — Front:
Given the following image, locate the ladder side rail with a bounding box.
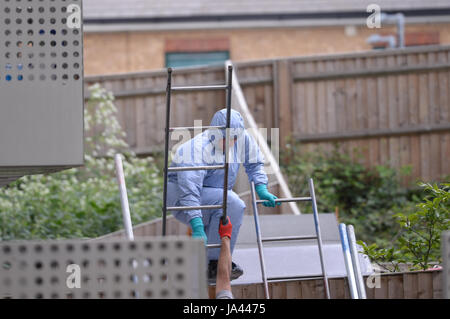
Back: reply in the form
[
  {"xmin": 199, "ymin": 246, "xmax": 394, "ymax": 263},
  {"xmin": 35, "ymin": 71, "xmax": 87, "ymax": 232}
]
[
  {"xmin": 250, "ymin": 181, "xmax": 270, "ymax": 299},
  {"xmin": 162, "ymin": 68, "xmax": 173, "ymax": 236},
  {"xmin": 309, "ymin": 178, "xmax": 331, "ymax": 299},
  {"xmin": 221, "ymin": 65, "xmax": 233, "ymax": 224}
]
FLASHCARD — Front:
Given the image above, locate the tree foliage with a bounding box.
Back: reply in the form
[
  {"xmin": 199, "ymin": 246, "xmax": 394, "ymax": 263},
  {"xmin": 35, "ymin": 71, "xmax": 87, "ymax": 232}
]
[
  {"xmin": 360, "ymin": 182, "xmax": 449, "ymax": 271},
  {"xmin": 280, "ymin": 142, "xmax": 421, "ymax": 245}
]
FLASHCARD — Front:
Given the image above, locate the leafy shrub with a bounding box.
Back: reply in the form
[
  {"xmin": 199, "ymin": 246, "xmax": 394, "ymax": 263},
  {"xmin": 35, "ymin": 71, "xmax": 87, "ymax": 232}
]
[
  {"xmin": 359, "ymin": 182, "xmax": 449, "ymax": 271},
  {"xmin": 280, "ymin": 142, "xmax": 423, "ymax": 246},
  {"xmin": 0, "ymin": 84, "xmax": 163, "ymax": 240}
]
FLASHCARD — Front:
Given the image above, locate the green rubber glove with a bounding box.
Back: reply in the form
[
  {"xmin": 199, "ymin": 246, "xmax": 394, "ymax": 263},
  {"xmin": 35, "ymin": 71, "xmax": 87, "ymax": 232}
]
[
  {"xmin": 255, "ymin": 184, "xmax": 281, "ymax": 208},
  {"xmin": 189, "ymin": 217, "xmax": 207, "ymax": 245}
]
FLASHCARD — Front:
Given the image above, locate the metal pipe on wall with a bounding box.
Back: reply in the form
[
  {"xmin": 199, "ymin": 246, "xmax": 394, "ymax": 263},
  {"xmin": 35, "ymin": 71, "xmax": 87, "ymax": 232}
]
[{"xmin": 380, "ymin": 12, "xmax": 405, "ymax": 48}]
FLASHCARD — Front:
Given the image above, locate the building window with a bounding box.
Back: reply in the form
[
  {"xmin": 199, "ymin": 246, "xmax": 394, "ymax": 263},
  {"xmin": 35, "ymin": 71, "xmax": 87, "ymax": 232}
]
[
  {"xmin": 164, "ymin": 38, "xmax": 230, "ymax": 68},
  {"xmin": 165, "ymin": 51, "xmax": 230, "ymax": 68}
]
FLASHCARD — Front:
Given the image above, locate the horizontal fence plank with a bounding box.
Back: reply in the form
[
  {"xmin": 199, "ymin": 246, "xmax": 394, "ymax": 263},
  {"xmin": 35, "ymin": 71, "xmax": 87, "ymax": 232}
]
[
  {"xmin": 85, "ymin": 76, "xmax": 272, "ymax": 100},
  {"xmin": 288, "ymin": 45, "xmax": 450, "ymax": 63},
  {"xmin": 295, "ymin": 123, "xmax": 450, "ymax": 143},
  {"xmin": 293, "ymin": 63, "xmax": 450, "ymax": 82},
  {"xmin": 215, "ymin": 270, "xmax": 443, "ymax": 299}
]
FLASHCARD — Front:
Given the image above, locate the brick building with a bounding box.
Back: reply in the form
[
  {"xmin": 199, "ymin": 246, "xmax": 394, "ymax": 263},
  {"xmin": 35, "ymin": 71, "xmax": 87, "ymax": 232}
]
[{"xmin": 82, "ymin": 0, "xmax": 450, "ymax": 75}]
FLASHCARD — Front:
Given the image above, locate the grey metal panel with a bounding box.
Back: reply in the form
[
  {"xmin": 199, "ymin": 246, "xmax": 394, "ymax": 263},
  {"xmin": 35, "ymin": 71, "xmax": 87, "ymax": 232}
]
[
  {"xmin": 231, "ymin": 214, "xmax": 372, "ymax": 285},
  {"xmin": 0, "ymin": 237, "xmax": 208, "ymax": 299},
  {"xmin": 231, "ymin": 243, "xmax": 372, "ymax": 285},
  {"xmin": 0, "ymin": 0, "xmax": 84, "ymax": 168}
]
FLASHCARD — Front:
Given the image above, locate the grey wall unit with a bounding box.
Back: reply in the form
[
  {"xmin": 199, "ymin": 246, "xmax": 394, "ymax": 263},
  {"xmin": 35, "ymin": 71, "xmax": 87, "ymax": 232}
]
[
  {"xmin": 0, "ymin": 237, "xmax": 208, "ymax": 299},
  {"xmin": 0, "ymin": 0, "xmax": 84, "ymax": 187}
]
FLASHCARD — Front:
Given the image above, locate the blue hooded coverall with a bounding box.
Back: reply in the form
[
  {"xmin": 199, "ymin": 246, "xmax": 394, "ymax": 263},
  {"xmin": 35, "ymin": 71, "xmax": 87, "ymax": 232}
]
[{"xmin": 166, "ymin": 108, "xmax": 268, "ymax": 261}]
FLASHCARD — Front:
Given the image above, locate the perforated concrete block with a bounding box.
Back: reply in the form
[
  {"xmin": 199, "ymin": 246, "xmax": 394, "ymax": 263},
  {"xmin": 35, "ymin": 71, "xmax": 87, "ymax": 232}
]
[{"xmin": 0, "ymin": 237, "xmax": 208, "ymax": 299}]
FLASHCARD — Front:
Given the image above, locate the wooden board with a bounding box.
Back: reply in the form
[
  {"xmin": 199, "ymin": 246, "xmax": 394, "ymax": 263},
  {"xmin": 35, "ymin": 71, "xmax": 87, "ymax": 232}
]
[
  {"xmin": 85, "ymin": 46, "xmax": 450, "ymax": 184},
  {"xmin": 204, "ymin": 270, "xmax": 443, "ymax": 299}
]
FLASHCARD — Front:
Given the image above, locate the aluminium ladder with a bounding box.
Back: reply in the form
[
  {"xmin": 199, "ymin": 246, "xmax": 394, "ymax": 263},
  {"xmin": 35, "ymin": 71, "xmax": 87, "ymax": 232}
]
[
  {"xmin": 162, "ymin": 66, "xmax": 233, "ymax": 250},
  {"xmin": 250, "ymin": 179, "xmax": 331, "ymax": 299}
]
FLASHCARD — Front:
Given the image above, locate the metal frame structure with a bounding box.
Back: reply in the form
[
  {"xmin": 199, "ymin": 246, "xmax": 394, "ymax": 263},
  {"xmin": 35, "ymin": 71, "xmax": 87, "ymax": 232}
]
[
  {"xmin": 249, "ymin": 178, "xmax": 330, "ymax": 299},
  {"xmin": 161, "ymin": 65, "xmax": 233, "ymax": 243},
  {"xmin": 339, "ymin": 223, "xmax": 358, "ymax": 299},
  {"xmin": 347, "ymin": 224, "xmax": 367, "ymax": 299},
  {"xmin": 115, "ymin": 154, "xmax": 135, "ymax": 241},
  {"xmin": 338, "ymin": 223, "xmax": 368, "ymax": 299},
  {"xmin": 225, "ymin": 60, "xmax": 301, "ymax": 216}
]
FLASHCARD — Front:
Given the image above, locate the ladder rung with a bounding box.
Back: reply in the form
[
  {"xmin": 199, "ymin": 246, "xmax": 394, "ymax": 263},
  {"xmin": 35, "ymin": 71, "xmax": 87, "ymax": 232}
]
[
  {"xmin": 167, "ymin": 204, "xmax": 223, "ymax": 211},
  {"xmin": 206, "ymin": 244, "xmax": 221, "ymax": 249},
  {"xmin": 169, "ymin": 125, "xmax": 225, "ymax": 132},
  {"xmin": 171, "ymin": 85, "xmax": 227, "ymax": 92},
  {"xmin": 267, "ymin": 275, "xmax": 324, "ymax": 281},
  {"xmin": 168, "ymin": 165, "xmax": 225, "ymax": 172},
  {"xmin": 261, "ymin": 235, "xmax": 317, "ymax": 243},
  {"xmin": 256, "ymin": 197, "xmax": 312, "ymax": 204}
]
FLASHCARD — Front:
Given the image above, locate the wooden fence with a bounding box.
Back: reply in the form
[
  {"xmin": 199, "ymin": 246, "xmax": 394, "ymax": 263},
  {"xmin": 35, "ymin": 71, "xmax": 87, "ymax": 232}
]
[
  {"xmin": 209, "ymin": 270, "xmax": 443, "ymax": 299},
  {"xmin": 85, "ymin": 45, "xmax": 450, "ymax": 184}
]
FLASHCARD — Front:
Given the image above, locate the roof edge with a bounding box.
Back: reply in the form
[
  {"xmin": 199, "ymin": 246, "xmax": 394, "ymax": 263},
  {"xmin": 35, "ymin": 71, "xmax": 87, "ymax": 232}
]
[{"xmin": 83, "ymin": 16, "xmax": 450, "ymax": 33}]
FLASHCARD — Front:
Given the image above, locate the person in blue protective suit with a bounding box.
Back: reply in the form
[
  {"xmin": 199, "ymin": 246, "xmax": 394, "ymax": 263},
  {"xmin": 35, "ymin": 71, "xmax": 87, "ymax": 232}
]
[{"xmin": 166, "ymin": 108, "xmax": 280, "ymax": 282}]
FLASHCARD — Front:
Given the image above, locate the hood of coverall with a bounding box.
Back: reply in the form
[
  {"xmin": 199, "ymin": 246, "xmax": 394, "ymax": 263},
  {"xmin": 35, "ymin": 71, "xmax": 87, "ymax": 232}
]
[
  {"xmin": 209, "ymin": 108, "xmax": 245, "ymax": 138},
  {"xmin": 207, "ymin": 108, "xmax": 245, "ymax": 145}
]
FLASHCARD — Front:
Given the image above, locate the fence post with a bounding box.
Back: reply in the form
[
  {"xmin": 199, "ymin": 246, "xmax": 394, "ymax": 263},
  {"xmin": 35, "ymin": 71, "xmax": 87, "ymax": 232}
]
[{"xmin": 274, "ymin": 59, "xmax": 293, "ymax": 148}]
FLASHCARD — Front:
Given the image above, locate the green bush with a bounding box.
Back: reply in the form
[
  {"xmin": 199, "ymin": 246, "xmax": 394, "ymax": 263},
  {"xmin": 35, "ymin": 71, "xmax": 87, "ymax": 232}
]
[
  {"xmin": 280, "ymin": 142, "xmax": 423, "ymax": 246},
  {"xmin": 0, "ymin": 84, "xmax": 163, "ymax": 240},
  {"xmin": 359, "ymin": 182, "xmax": 449, "ymax": 271}
]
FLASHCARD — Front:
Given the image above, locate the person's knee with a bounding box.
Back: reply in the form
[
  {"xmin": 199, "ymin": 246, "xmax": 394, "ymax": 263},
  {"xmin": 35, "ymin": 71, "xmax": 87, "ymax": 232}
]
[
  {"xmin": 172, "ymin": 211, "xmax": 185, "ymax": 224},
  {"xmin": 226, "ymin": 193, "xmax": 245, "ymax": 229},
  {"xmin": 228, "ymin": 193, "xmax": 246, "ymax": 213},
  {"xmin": 172, "ymin": 211, "xmax": 201, "ymax": 225}
]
